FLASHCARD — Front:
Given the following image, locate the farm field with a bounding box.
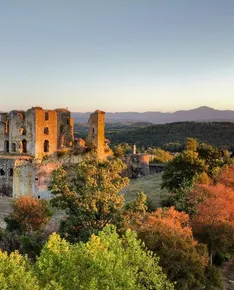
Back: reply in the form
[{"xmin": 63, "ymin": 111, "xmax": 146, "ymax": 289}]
[{"xmin": 122, "ymin": 173, "xmax": 170, "ymax": 208}]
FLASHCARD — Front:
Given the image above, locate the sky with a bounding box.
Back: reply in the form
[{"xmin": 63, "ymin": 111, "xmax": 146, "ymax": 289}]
[{"xmin": 0, "ymin": 0, "xmax": 234, "ymax": 112}]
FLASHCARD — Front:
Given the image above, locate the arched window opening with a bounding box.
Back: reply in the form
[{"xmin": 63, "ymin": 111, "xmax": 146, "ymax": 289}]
[
  {"xmin": 92, "ymin": 127, "xmax": 95, "ymax": 134},
  {"xmin": 22, "ymin": 139, "xmax": 27, "ymax": 153},
  {"xmin": 9, "ymin": 168, "xmax": 13, "ymax": 177},
  {"xmin": 20, "ymin": 127, "xmax": 26, "ymax": 136},
  {"xmin": 44, "ymin": 140, "xmax": 50, "ymax": 153},
  {"xmin": 0, "ymin": 169, "xmax": 5, "ymax": 176},
  {"xmin": 4, "ymin": 140, "xmax": 9, "ymax": 152}
]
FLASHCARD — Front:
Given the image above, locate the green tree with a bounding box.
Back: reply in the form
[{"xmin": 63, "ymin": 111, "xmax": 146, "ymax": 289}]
[
  {"xmin": 35, "ymin": 226, "xmax": 174, "ymax": 290},
  {"xmin": 162, "ymin": 150, "xmax": 206, "ymax": 193},
  {"xmin": 124, "ymin": 191, "xmax": 148, "ymax": 227},
  {"xmin": 113, "ymin": 143, "xmax": 132, "ymax": 157},
  {"xmin": 162, "ymin": 140, "xmax": 233, "ymax": 207},
  {"xmin": 147, "ymin": 148, "xmax": 173, "ymax": 163},
  {"xmin": 0, "ymin": 250, "xmax": 39, "ymax": 290},
  {"xmin": 197, "ymin": 143, "xmax": 230, "ymax": 178},
  {"xmin": 0, "ymin": 226, "xmax": 174, "ymax": 290},
  {"xmin": 162, "ymin": 142, "xmax": 182, "ymax": 152},
  {"xmin": 49, "ymin": 157, "xmax": 129, "ymax": 242},
  {"xmin": 113, "ymin": 144, "xmax": 125, "ymax": 157},
  {"xmin": 185, "ymin": 138, "xmax": 198, "ymax": 151}
]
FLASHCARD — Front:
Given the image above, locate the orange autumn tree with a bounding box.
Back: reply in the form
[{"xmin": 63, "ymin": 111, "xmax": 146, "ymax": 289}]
[
  {"xmin": 6, "ymin": 196, "xmax": 52, "ymax": 232},
  {"xmin": 137, "ymin": 207, "xmax": 208, "ymax": 290},
  {"xmin": 216, "ymin": 164, "xmax": 234, "ymax": 189},
  {"xmin": 189, "ymin": 183, "xmax": 234, "ymax": 265}
]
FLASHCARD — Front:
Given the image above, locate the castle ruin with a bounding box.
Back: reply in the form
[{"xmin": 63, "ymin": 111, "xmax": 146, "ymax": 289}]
[{"xmin": 0, "ymin": 107, "xmax": 109, "ymax": 199}]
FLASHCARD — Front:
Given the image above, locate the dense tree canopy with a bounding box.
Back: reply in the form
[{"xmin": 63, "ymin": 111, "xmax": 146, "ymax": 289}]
[
  {"xmin": 189, "ymin": 183, "xmax": 234, "ymax": 265},
  {"xmin": 113, "ymin": 143, "xmax": 132, "ymax": 157},
  {"xmin": 5, "ymin": 196, "xmax": 52, "ymax": 233},
  {"xmin": 147, "ymin": 148, "xmax": 173, "ymax": 163},
  {"xmin": 1, "ymin": 138, "xmax": 233, "ymax": 289},
  {"xmin": 162, "ymin": 139, "xmax": 233, "ymax": 195},
  {"xmin": 50, "ymin": 156, "xmax": 129, "ymax": 242},
  {"xmin": 0, "ymin": 251, "xmax": 39, "ymax": 290},
  {"xmin": 105, "ymin": 122, "xmax": 234, "ymax": 149},
  {"xmin": 0, "ymin": 196, "xmax": 53, "ymax": 262},
  {"xmin": 137, "ymin": 207, "xmax": 209, "ymax": 290},
  {"xmin": 0, "ymin": 226, "xmax": 174, "ymax": 290},
  {"xmin": 216, "ymin": 165, "xmax": 234, "ymax": 189},
  {"xmin": 162, "ymin": 149, "xmax": 206, "ymax": 193}
]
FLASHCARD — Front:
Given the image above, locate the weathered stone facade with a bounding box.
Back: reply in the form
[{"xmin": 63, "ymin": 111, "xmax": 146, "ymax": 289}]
[
  {"xmin": 0, "ymin": 157, "xmax": 14, "ymax": 196},
  {"xmin": 86, "ymin": 110, "xmax": 112, "ymax": 160},
  {"xmin": 0, "ymin": 155, "xmax": 33, "ymax": 197},
  {"xmin": 124, "ymin": 154, "xmax": 150, "ymax": 178},
  {"xmin": 86, "ymin": 110, "xmax": 105, "ymax": 159},
  {"xmin": 0, "ymin": 107, "xmax": 74, "ymax": 158},
  {"xmin": 0, "ymin": 107, "xmax": 109, "ymax": 198}
]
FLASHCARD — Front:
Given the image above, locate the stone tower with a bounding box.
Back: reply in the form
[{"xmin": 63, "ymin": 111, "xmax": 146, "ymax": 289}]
[{"xmin": 86, "ymin": 110, "xmax": 105, "ymax": 160}]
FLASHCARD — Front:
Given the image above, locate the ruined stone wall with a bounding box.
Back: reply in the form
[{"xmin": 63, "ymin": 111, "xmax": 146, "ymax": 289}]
[
  {"xmin": 0, "ymin": 107, "xmax": 75, "ymax": 158},
  {"xmin": 138, "ymin": 154, "xmax": 150, "ymax": 175},
  {"xmin": 56, "ymin": 109, "xmax": 74, "ymax": 149},
  {"xmin": 149, "ymin": 163, "xmax": 165, "ymax": 174},
  {"xmin": 34, "ymin": 153, "xmax": 83, "ymax": 199},
  {"xmin": 9, "ymin": 111, "xmax": 25, "ymax": 153},
  {"xmin": 0, "ymin": 110, "xmax": 35, "ymax": 155},
  {"xmin": 0, "ymin": 107, "xmax": 110, "ymax": 200},
  {"xmin": 0, "ymin": 122, "xmax": 6, "ymax": 152},
  {"xmin": 13, "ymin": 159, "xmax": 35, "ymax": 198},
  {"xmin": 124, "ymin": 154, "xmax": 150, "ymax": 177},
  {"xmin": 0, "ymin": 158, "xmax": 14, "ymax": 196},
  {"xmin": 25, "ymin": 109, "xmax": 36, "ymax": 155},
  {"xmin": 8, "ymin": 110, "xmax": 35, "ymax": 155},
  {"xmin": 0, "ymin": 113, "xmax": 9, "ymax": 152},
  {"xmin": 35, "ymin": 162, "xmax": 61, "ymax": 199},
  {"xmin": 86, "ymin": 110, "xmax": 105, "ymax": 160},
  {"xmin": 34, "ymin": 108, "xmax": 58, "ymax": 159},
  {"xmin": 12, "ymin": 158, "xmax": 61, "ymax": 199}
]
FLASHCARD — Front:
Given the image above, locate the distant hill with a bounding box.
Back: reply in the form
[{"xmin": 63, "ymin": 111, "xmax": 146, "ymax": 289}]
[
  {"xmin": 72, "ymin": 106, "xmax": 234, "ymax": 123},
  {"xmin": 106, "ymin": 122, "xmax": 234, "ymax": 149},
  {"xmin": 74, "ymin": 122, "xmax": 152, "ymax": 139}
]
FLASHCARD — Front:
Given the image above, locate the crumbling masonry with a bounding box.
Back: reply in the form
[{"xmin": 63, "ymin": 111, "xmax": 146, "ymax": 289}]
[{"xmin": 0, "ymin": 107, "xmax": 109, "ymax": 198}]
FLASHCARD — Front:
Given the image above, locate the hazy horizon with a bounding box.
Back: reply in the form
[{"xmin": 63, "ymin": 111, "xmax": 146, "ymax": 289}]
[
  {"xmin": 1, "ymin": 105, "xmax": 234, "ymax": 114},
  {"xmin": 1, "ymin": 1, "xmax": 234, "ymax": 112}
]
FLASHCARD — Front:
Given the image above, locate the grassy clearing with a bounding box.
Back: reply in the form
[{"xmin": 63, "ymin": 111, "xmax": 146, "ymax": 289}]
[{"xmin": 121, "ymin": 173, "xmax": 170, "ymax": 208}]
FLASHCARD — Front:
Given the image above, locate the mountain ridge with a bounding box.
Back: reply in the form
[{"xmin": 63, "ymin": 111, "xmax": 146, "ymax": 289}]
[{"xmin": 71, "ymin": 106, "xmax": 234, "ymax": 123}]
